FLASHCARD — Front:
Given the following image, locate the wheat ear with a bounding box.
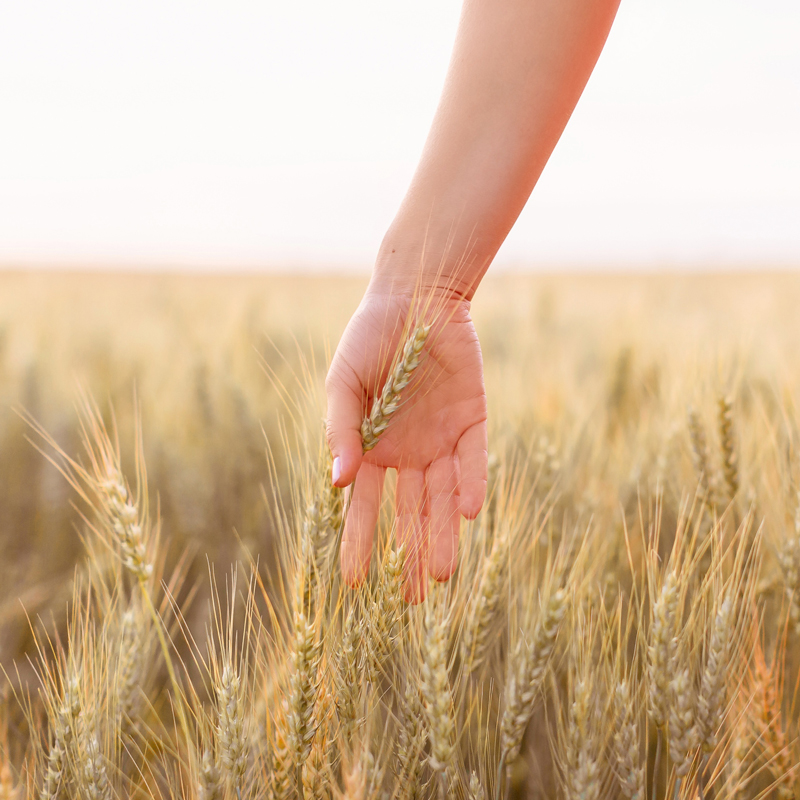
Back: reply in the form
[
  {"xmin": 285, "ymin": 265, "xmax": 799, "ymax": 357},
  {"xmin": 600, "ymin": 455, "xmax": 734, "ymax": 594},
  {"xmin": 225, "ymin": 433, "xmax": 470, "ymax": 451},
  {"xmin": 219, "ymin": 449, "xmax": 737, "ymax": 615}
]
[
  {"xmin": 687, "ymin": 407, "xmax": 718, "ymax": 513},
  {"xmin": 197, "ymin": 748, "xmax": 222, "ymax": 800},
  {"xmin": 361, "ymin": 323, "xmax": 431, "ymax": 452},
  {"xmin": 40, "ymin": 670, "xmax": 82, "ymax": 800},
  {"xmin": 613, "ymin": 680, "xmax": 645, "ymax": 800},
  {"xmin": 76, "ymin": 732, "xmax": 112, "ymax": 800},
  {"xmin": 395, "ymin": 679, "xmax": 426, "ymax": 800},
  {"xmin": 286, "ymin": 610, "xmax": 322, "ymax": 773},
  {"xmin": 99, "ymin": 471, "xmax": 152, "ymax": 582},
  {"xmin": 668, "ymin": 667, "xmax": 696, "ymax": 778},
  {"xmin": 420, "ymin": 589, "xmax": 455, "ymax": 780},
  {"xmin": 335, "ymin": 607, "xmax": 363, "ymax": 746},
  {"xmin": 695, "ymin": 593, "xmax": 733, "ymax": 752},
  {"xmin": 460, "ymin": 527, "xmax": 508, "ymax": 673},
  {"xmin": 717, "ymin": 395, "xmax": 739, "ymax": 501},
  {"xmin": 778, "ymin": 492, "xmax": 800, "ymax": 635},
  {"xmin": 367, "ymin": 544, "xmax": 407, "ymax": 681},
  {"xmin": 565, "ymin": 676, "xmax": 601, "ymax": 800},
  {"xmin": 468, "ymin": 772, "xmax": 485, "ymax": 800},
  {"xmin": 646, "ymin": 569, "xmax": 679, "ymax": 729},
  {"xmin": 216, "ymin": 661, "xmax": 248, "ymax": 793},
  {"xmin": 500, "ymin": 587, "xmax": 568, "ymax": 769}
]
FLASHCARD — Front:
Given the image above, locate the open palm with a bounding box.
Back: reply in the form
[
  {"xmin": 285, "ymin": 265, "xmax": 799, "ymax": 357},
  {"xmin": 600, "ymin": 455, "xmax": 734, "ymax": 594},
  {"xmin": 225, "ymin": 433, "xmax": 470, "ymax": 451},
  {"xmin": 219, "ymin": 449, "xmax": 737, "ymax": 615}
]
[{"xmin": 326, "ymin": 288, "xmax": 488, "ymax": 602}]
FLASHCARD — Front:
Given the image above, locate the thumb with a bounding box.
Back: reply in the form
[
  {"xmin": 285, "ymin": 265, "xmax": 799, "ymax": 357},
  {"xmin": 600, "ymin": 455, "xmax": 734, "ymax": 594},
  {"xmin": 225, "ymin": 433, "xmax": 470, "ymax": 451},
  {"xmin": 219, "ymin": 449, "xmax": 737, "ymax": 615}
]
[{"xmin": 325, "ymin": 365, "xmax": 364, "ymax": 487}]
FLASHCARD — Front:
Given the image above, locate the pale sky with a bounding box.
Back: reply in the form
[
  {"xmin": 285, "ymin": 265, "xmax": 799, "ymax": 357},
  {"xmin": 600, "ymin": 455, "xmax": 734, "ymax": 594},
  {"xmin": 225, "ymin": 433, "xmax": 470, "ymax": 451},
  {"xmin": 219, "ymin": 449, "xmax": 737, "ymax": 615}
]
[{"xmin": 1, "ymin": 0, "xmax": 798, "ymax": 270}]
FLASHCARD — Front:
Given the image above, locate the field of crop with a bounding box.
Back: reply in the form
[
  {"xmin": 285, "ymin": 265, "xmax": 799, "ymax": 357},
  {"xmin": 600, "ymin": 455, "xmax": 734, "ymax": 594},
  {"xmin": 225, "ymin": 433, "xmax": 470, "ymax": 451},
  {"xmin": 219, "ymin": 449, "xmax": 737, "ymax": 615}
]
[{"xmin": 1, "ymin": 269, "xmax": 800, "ymax": 799}]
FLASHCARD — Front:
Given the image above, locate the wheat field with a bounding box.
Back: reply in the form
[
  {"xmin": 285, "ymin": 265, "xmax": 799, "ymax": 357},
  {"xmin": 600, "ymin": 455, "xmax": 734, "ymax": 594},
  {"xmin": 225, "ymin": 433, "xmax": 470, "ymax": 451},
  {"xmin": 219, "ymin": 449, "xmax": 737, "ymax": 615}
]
[{"xmin": 1, "ymin": 269, "xmax": 800, "ymax": 799}]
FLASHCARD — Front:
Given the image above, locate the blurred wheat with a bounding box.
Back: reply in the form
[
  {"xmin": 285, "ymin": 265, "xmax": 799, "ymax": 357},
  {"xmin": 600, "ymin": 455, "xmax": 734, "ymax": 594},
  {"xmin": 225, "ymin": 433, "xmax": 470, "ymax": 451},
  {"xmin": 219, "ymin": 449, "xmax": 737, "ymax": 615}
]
[{"xmin": 1, "ymin": 270, "xmax": 800, "ymax": 798}]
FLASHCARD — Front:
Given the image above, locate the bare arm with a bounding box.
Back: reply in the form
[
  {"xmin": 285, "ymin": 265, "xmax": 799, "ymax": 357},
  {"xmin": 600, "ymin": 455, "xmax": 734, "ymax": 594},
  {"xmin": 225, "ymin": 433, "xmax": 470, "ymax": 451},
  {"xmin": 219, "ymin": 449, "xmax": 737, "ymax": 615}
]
[
  {"xmin": 326, "ymin": 0, "xmax": 620, "ymax": 600},
  {"xmin": 373, "ymin": 0, "xmax": 621, "ymax": 299}
]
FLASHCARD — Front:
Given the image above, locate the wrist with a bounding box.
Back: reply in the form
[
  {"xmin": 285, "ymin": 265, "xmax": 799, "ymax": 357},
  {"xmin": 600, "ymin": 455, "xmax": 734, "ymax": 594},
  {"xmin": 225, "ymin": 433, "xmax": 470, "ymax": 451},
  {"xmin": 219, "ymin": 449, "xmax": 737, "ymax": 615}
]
[{"xmin": 369, "ymin": 226, "xmax": 489, "ymax": 302}]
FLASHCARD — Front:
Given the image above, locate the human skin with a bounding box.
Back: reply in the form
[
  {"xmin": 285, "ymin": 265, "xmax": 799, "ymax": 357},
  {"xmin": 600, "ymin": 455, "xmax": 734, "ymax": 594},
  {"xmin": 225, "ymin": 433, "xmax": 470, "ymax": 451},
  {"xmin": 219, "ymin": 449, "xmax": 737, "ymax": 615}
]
[{"xmin": 325, "ymin": 0, "xmax": 621, "ymax": 601}]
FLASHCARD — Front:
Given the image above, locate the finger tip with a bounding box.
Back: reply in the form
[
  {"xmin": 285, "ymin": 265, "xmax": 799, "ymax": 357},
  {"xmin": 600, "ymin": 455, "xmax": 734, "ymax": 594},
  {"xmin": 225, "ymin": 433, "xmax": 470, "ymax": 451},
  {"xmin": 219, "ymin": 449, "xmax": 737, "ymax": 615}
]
[
  {"xmin": 333, "ymin": 450, "xmax": 362, "ymax": 488},
  {"xmin": 428, "ymin": 552, "xmax": 457, "ymax": 582},
  {"xmin": 458, "ymin": 483, "xmax": 487, "ymax": 520},
  {"xmin": 459, "ymin": 501, "xmax": 483, "ymax": 521},
  {"xmin": 404, "ymin": 578, "xmax": 426, "ymax": 605}
]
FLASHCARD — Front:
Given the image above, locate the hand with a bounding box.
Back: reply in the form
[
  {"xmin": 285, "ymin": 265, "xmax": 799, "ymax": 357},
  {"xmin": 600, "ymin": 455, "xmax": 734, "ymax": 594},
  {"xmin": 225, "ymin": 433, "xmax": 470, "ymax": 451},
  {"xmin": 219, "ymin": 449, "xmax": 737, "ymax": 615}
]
[{"xmin": 325, "ymin": 286, "xmax": 488, "ymax": 602}]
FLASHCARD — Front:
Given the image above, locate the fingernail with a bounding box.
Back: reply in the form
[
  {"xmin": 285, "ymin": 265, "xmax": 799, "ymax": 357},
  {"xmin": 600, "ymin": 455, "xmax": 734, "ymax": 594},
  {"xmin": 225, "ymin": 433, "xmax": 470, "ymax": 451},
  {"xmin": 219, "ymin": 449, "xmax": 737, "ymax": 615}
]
[{"xmin": 332, "ymin": 456, "xmax": 341, "ymax": 486}]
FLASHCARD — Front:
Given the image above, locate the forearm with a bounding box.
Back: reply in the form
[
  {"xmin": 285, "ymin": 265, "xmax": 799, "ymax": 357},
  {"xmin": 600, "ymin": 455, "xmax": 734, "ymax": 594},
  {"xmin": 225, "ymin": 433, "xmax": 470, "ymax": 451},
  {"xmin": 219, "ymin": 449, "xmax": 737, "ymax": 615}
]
[{"xmin": 370, "ymin": 0, "xmax": 620, "ymax": 300}]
